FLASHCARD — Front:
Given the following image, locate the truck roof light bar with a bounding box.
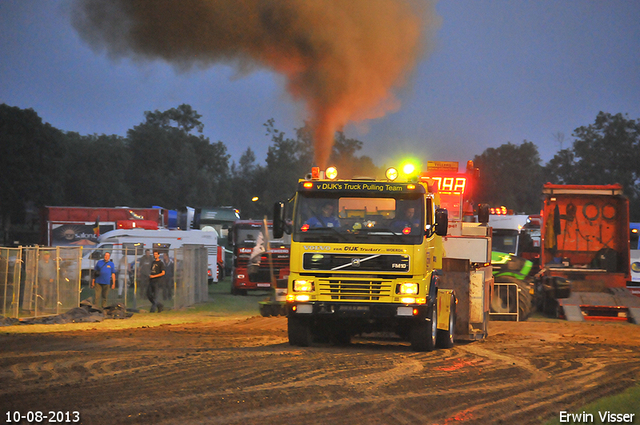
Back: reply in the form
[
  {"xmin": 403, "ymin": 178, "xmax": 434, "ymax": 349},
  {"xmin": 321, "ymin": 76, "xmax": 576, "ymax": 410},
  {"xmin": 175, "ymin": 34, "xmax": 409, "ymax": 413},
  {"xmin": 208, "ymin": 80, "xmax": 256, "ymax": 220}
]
[{"xmin": 386, "ymin": 167, "xmax": 399, "ymax": 181}]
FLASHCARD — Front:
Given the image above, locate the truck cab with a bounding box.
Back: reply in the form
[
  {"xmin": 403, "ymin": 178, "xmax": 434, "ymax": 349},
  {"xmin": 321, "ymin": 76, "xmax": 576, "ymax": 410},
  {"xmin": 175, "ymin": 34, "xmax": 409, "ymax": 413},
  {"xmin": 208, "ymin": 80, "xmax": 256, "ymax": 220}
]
[
  {"xmin": 273, "ymin": 165, "xmax": 469, "ymax": 351},
  {"xmin": 230, "ymin": 220, "xmax": 291, "ymax": 295}
]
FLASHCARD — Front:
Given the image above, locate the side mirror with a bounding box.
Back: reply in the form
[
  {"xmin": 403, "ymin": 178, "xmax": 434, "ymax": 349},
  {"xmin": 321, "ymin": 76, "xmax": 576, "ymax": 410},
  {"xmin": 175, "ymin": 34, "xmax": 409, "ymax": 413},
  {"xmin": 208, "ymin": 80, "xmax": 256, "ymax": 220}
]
[
  {"xmin": 273, "ymin": 201, "xmax": 285, "ymax": 239},
  {"xmin": 478, "ymin": 203, "xmax": 490, "ymax": 224},
  {"xmin": 434, "ymin": 208, "xmax": 449, "ymax": 237}
]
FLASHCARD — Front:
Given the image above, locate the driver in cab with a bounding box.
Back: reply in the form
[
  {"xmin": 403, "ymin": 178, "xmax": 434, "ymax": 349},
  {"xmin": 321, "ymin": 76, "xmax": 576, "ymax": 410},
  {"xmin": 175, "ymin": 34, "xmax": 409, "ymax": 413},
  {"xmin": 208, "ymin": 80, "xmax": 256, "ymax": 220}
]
[
  {"xmin": 391, "ymin": 206, "xmax": 421, "ymax": 234},
  {"xmin": 306, "ymin": 202, "xmax": 341, "ymax": 228}
]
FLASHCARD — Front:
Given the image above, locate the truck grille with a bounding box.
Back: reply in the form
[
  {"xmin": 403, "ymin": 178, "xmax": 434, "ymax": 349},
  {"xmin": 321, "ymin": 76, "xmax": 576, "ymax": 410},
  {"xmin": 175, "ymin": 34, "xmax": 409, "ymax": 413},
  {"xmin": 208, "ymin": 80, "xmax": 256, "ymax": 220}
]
[
  {"xmin": 318, "ymin": 278, "xmax": 393, "ymax": 301},
  {"xmin": 237, "ymin": 253, "xmax": 289, "ymax": 269},
  {"xmin": 303, "ymin": 253, "xmax": 409, "ymax": 272}
]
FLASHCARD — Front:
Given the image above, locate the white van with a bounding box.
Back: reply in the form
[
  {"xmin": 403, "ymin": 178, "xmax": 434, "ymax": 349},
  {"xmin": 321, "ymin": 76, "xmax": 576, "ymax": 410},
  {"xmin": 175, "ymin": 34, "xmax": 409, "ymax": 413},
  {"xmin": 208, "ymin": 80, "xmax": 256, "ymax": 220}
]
[{"xmin": 81, "ymin": 228, "xmax": 219, "ymax": 284}]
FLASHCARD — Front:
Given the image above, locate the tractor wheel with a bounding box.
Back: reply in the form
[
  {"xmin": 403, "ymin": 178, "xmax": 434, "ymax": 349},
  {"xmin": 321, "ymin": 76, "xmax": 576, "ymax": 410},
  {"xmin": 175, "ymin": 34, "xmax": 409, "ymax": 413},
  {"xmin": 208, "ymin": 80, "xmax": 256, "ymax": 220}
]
[
  {"xmin": 259, "ymin": 304, "xmax": 270, "ymax": 317},
  {"xmin": 436, "ymin": 294, "xmax": 456, "ymax": 349},
  {"xmin": 410, "ymin": 305, "xmax": 437, "ymax": 352},
  {"xmin": 288, "ymin": 316, "xmax": 312, "ymax": 347}
]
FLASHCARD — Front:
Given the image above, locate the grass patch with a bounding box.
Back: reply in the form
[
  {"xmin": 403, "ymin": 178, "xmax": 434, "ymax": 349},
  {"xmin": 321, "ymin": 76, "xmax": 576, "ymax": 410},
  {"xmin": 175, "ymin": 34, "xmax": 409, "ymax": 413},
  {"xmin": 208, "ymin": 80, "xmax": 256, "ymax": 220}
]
[
  {"xmin": 543, "ymin": 382, "xmax": 640, "ymax": 424},
  {"xmin": 1, "ymin": 276, "xmax": 273, "ymax": 334}
]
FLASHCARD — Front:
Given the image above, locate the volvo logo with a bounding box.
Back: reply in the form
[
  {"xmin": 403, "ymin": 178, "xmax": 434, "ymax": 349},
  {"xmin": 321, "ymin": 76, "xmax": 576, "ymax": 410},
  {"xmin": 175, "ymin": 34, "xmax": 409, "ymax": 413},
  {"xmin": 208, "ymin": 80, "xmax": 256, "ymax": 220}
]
[
  {"xmin": 351, "ymin": 258, "xmax": 361, "ymax": 267},
  {"xmin": 304, "ymin": 245, "xmax": 331, "ymax": 251}
]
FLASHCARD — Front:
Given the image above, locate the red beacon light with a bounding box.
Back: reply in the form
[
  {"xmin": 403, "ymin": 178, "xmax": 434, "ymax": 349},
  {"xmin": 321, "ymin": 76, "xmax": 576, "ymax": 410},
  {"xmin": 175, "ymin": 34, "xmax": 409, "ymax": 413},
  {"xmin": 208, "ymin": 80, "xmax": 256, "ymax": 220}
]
[
  {"xmin": 301, "ymin": 224, "xmax": 310, "ymax": 232},
  {"xmin": 490, "ymin": 206, "xmax": 509, "ymax": 215}
]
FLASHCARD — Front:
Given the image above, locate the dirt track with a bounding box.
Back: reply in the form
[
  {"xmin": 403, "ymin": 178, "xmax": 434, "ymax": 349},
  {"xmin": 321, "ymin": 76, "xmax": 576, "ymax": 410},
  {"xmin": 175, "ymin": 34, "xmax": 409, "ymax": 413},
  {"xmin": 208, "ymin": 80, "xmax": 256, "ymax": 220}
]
[{"xmin": 1, "ymin": 317, "xmax": 639, "ymax": 425}]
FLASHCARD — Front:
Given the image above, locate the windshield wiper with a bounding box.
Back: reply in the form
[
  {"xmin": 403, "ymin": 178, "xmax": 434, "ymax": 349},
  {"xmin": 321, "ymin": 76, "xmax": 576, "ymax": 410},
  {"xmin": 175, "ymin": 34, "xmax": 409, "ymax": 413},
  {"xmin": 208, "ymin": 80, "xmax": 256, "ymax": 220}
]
[{"xmin": 352, "ymin": 227, "xmax": 406, "ymax": 242}]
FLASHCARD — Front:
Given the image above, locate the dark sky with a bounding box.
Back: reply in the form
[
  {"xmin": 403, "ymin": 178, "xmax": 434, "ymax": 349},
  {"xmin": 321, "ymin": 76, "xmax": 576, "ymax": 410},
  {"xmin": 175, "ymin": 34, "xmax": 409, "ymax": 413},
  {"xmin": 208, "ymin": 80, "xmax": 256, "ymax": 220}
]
[{"xmin": 1, "ymin": 0, "xmax": 639, "ymax": 171}]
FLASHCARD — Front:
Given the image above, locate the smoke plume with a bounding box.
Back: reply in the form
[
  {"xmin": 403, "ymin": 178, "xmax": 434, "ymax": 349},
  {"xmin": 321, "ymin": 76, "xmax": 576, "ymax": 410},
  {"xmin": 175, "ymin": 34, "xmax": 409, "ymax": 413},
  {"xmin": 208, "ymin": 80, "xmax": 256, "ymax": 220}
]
[{"xmin": 72, "ymin": 0, "xmax": 439, "ymax": 168}]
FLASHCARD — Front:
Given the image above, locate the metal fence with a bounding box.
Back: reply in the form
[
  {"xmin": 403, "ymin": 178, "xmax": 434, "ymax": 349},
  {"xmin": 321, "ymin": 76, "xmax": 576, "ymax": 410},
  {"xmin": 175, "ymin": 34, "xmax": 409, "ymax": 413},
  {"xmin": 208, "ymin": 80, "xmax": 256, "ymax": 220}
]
[
  {"xmin": 0, "ymin": 245, "xmax": 208, "ymax": 319},
  {"xmin": 489, "ymin": 282, "xmax": 520, "ymax": 321}
]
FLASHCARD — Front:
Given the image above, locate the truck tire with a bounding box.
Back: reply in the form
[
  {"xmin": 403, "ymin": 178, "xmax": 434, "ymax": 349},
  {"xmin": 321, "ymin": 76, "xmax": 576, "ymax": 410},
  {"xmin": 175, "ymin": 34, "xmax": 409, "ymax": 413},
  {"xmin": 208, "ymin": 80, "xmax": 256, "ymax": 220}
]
[
  {"xmin": 492, "ymin": 276, "xmax": 533, "ymax": 321},
  {"xmin": 410, "ymin": 305, "xmax": 437, "ymax": 352},
  {"xmin": 288, "ymin": 316, "xmax": 312, "ymax": 347},
  {"xmin": 436, "ymin": 294, "xmax": 456, "ymax": 349}
]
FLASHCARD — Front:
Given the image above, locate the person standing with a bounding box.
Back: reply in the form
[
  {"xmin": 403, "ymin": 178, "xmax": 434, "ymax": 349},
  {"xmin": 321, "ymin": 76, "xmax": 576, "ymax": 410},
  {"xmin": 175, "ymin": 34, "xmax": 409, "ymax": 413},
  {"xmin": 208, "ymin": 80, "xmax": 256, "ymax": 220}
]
[
  {"xmin": 148, "ymin": 251, "xmax": 165, "ymax": 313},
  {"xmin": 117, "ymin": 252, "xmax": 130, "ymax": 298},
  {"xmin": 138, "ymin": 249, "xmax": 152, "ymax": 297},
  {"xmin": 91, "ymin": 252, "xmax": 116, "ymax": 310},
  {"xmin": 38, "ymin": 250, "xmax": 56, "ymax": 310},
  {"xmin": 161, "ymin": 252, "xmax": 174, "ymax": 301}
]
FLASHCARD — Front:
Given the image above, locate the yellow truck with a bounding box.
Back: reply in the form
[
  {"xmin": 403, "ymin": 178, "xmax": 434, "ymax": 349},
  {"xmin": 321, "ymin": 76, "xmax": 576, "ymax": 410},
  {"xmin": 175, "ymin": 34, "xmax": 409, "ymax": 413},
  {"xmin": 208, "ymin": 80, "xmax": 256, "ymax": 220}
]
[{"xmin": 273, "ymin": 163, "xmax": 492, "ymax": 351}]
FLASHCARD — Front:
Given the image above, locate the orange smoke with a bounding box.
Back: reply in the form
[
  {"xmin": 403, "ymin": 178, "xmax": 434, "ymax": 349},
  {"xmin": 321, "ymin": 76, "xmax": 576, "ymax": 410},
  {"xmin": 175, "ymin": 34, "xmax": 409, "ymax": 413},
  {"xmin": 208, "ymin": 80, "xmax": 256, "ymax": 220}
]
[{"xmin": 72, "ymin": 0, "xmax": 439, "ymax": 168}]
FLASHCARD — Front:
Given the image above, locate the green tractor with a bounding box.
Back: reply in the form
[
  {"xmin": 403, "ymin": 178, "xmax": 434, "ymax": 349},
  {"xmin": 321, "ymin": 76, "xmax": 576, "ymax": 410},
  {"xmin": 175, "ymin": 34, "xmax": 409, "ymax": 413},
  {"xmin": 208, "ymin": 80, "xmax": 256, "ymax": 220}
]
[{"xmin": 491, "ymin": 251, "xmax": 534, "ymax": 321}]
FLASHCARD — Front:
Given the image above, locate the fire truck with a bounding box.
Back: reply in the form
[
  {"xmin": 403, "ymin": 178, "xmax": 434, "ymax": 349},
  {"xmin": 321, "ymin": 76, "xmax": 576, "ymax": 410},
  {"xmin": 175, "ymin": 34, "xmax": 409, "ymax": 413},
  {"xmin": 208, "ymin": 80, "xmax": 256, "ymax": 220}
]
[
  {"xmin": 536, "ymin": 184, "xmax": 640, "ymax": 323},
  {"xmin": 230, "ymin": 220, "xmax": 290, "ymax": 296},
  {"xmin": 273, "ymin": 162, "xmax": 493, "ymax": 351}
]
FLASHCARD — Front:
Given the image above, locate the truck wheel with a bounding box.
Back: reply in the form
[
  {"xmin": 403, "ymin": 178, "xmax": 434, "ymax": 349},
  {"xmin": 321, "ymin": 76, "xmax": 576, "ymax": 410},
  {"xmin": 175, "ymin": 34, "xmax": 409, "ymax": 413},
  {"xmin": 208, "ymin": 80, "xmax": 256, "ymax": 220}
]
[
  {"xmin": 410, "ymin": 305, "xmax": 437, "ymax": 352},
  {"xmin": 288, "ymin": 316, "xmax": 312, "ymax": 347},
  {"xmin": 436, "ymin": 294, "xmax": 456, "ymax": 349},
  {"xmin": 259, "ymin": 304, "xmax": 270, "ymax": 317}
]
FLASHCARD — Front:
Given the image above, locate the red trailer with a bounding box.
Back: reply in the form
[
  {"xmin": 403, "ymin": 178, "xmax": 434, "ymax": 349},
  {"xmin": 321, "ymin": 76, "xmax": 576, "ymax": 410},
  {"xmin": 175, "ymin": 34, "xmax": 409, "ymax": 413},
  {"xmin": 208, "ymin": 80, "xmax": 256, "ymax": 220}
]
[
  {"xmin": 41, "ymin": 206, "xmax": 166, "ymax": 247},
  {"xmin": 537, "ymin": 184, "xmax": 640, "ymax": 323}
]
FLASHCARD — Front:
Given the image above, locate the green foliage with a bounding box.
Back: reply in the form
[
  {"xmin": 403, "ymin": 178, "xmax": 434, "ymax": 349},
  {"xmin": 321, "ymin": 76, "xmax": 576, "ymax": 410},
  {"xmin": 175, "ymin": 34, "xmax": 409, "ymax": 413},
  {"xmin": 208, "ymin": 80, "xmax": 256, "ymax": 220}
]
[
  {"xmin": 330, "ymin": 132, "xmax": 380, "ymax": 179},
  {"xmin": 546, "ymin": 112, "xmax": 640, "ymax": 219},
  {"xmin": 3, "ymin": 102, "xmax": 639, "ymax": 241},
  {"xmin": 126, "ymin": 104, "xmax": 230, "ymax": 208},
  {"xmin": 0, "ymin": 104, "xmax": 66, "ymax": 224},
  {"xmin": 473, "ymin": 141, "xmax": 544, "ymax": 214}
]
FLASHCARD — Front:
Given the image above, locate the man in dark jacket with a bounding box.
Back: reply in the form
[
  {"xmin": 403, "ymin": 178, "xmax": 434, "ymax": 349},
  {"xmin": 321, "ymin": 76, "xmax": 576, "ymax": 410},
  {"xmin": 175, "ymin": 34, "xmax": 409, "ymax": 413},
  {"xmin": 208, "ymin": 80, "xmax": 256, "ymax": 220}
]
[{"xmin": 148, "ymin": 251, "xmax": 165, "ymax": 313}]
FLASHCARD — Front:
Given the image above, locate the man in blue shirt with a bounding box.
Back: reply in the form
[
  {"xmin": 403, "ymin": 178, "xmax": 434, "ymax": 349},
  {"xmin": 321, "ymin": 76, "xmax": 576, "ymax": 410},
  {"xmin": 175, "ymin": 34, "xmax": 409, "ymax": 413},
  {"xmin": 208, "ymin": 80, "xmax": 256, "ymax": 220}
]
[
  {"xmin": 91, "ymin": 252, "xmax": 116, "ymax": 310},
  {"xmin": 391, "ymin": 206, "xmax": 421, "ymax": 234},
  {"xmin": 306, "ymin": 202, "xmax": 341, "ymax": 228}
]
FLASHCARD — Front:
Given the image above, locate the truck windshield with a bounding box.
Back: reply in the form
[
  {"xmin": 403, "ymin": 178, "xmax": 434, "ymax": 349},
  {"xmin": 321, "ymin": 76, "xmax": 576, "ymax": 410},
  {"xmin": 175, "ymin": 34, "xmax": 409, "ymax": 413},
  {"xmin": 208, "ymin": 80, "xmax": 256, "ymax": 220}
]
[
  {"xmin": 293, "ymin": 193, "xmax": 424, "ymax": 244},
  {"xmin": 235, "ymin": 226, "xmax": 290, "ymax": 247},
  {"xmin": 492, "ymin": 229, "xmax": 519, "ymax": 254}
]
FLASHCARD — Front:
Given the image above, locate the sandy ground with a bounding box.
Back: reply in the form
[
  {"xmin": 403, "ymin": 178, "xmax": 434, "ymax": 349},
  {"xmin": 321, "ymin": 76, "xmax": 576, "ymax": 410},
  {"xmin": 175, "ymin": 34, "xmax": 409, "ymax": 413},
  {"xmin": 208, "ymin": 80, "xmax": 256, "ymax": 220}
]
[{"xmin": 1, "ymin": 316, "xmax": 639, "ymax": 425}]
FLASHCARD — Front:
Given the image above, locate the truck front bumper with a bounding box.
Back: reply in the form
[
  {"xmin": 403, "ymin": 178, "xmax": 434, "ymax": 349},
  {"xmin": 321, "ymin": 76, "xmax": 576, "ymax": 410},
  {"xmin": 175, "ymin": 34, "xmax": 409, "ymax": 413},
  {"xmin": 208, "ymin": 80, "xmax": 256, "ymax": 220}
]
[{"xmin": 287, "ymin": 301, "xmax": 430, "ymax": 320}]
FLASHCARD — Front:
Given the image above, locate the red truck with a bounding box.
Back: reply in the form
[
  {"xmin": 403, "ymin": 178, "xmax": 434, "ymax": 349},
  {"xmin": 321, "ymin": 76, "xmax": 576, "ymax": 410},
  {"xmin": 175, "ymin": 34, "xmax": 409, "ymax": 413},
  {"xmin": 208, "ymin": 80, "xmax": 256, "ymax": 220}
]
[
  {"xmin": 536, "ymin": 184, "xmax": 640, "ymax": 323},
  {"xmin": 230, "ymin": 220, "xmax": 290, "ymax": 296}
]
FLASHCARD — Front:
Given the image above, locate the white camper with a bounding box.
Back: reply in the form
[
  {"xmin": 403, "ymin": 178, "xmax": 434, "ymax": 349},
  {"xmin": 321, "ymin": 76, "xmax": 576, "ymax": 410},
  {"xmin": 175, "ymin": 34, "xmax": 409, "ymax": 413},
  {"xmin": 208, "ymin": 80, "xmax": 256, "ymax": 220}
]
[{"xmin": 81, "ymin": 228, "xmax": 219, "ymax": 284}]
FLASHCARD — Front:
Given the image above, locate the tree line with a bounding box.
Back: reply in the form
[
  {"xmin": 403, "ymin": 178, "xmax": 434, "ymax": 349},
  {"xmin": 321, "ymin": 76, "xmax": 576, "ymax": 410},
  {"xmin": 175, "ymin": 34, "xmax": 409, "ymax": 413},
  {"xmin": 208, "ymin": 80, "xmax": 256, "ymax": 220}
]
[{"xmin": 1, "ymin": 103, "xmax": 639, "ymax": 245}]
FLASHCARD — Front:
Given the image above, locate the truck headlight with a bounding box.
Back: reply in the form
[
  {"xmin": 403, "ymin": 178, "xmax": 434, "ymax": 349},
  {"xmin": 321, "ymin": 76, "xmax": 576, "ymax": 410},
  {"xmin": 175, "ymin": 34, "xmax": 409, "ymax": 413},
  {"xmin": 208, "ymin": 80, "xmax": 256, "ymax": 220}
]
[
  {"xmin": 397, "ymin": 282, "xmax": 418, "ymax": 295},
  {"xmin": 294, "ymin": 279, "xmax": 314, "ymax": 292}
]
